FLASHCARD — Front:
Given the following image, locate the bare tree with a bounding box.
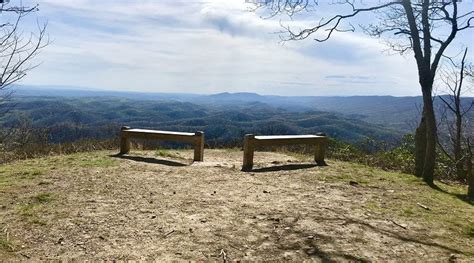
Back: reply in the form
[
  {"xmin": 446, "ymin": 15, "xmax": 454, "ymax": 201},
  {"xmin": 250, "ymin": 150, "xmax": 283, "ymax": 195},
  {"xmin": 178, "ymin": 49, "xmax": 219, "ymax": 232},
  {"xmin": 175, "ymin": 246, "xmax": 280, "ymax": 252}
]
[
  {"xmin": 437, "ymin": 48, "xmax": 473, "ymax": 181},
  {"xmin": 252, "ymin": 0, "xmax": 474, "ymax": 185},
  {"xmin": 0, "ymin": 0, "xmax": 47, "ymax": 115},
  {"xmin": 0, "ymin": 0, "xmax": 47, "ymax": 147}
]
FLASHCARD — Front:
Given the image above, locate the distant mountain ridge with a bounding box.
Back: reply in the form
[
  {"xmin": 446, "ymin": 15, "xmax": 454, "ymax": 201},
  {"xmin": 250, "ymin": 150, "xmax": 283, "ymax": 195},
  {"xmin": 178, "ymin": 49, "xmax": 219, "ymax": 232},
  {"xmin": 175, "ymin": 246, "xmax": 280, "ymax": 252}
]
[{"xmin": 13, "ymin": 85, "xmax": 474, "ymax": 133}]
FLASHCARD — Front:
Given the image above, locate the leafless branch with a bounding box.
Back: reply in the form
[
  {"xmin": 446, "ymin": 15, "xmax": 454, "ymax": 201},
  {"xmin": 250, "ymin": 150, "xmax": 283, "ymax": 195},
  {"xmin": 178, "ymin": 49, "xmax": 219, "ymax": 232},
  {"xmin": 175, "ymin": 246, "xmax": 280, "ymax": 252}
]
[{"xmin": 0, "ymin": 1, "xmax": 48, "ymax": 133}]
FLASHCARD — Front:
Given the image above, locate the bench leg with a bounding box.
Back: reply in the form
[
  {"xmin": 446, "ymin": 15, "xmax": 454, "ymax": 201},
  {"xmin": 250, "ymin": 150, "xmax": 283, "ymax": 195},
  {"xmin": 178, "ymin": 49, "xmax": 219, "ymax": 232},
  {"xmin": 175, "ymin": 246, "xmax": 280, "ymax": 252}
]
[
  {"xmin": 242, "ymin": 134, "xmax": 255, "ymax": 171},
  {"xmin": 120, "ymin": 135, "xmax": 130, "ymax": 154},
  {"xmin": 193, "ymin": 131, "xmax": 204, "ymax": 162},
  {"xmin": 314, "ymin": 139, "xmax": 327, "ymax": 165}
]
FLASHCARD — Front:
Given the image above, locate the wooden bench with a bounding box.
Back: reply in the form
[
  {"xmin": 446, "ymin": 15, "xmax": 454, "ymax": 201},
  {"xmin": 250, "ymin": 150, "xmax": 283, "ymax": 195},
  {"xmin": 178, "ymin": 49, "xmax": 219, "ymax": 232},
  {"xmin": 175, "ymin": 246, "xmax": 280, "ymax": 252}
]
[
  {"xmin": 119, "ymin": 126, "xmax": 205, "ymax": 161},
  {"xmin": 242, "ymin": 133, "xmax": 328, "ymax": 171}
]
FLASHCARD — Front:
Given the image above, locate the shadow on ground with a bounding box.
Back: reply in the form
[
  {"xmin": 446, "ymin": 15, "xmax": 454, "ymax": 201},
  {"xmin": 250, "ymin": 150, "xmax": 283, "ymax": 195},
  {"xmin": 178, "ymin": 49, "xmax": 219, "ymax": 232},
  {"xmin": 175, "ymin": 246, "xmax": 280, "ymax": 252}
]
[
  {"xmin": 110, "ymin": 154, "xmax": 188, "ymax": 166},
  {"xmin": 431, "ymin": 183, "xmax": 474, "ymax": 206},
  {"xmin": 250, "ymin": 163, "xmax": 323, "ymax": 173},
  {"xmin": 260, "ymin": 207, "xmax": 467, "ymax": 262}
]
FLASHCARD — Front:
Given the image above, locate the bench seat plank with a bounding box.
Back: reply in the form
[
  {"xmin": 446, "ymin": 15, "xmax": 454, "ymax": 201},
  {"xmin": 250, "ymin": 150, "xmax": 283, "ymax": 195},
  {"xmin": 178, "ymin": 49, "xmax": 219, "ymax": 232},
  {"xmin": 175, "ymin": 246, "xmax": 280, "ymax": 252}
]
[
  {"xmin": 124, "ymin": 129, "xmax": 195, "ymax": 136},
  {"xmin": 255, "ymin": 135, "xmax": 322, "ymax": 140},
  {"xmin": 122, "ymin": 129, "xmax": 197, "ymax": 143},
  {"xmin": 253, "ymin": 135, "xmax": 326, "ymax": 147}
]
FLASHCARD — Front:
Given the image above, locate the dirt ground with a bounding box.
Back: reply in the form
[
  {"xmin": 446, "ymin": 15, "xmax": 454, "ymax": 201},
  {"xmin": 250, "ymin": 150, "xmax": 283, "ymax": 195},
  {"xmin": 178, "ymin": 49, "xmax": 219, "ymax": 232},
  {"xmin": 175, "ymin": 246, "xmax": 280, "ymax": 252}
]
[{"xmin": 1, "ymin": 149, "xmax": 473, "ymax": 261}]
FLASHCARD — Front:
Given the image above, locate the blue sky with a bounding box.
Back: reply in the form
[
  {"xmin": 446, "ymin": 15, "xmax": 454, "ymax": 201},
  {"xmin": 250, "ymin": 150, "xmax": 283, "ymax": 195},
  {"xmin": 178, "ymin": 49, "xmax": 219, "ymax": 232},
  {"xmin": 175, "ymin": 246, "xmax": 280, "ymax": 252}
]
[{"xmin": 17, "ymin": 0, "xmax": 474, "ymax": 96}]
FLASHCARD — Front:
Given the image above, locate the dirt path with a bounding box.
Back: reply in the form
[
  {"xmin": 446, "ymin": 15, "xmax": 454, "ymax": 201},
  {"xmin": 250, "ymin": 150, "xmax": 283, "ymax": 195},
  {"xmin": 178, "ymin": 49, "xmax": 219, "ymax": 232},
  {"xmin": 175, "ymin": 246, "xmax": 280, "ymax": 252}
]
[{"xmin": 1, "ymin": 149, "xmax": 472, "ymax": 261}]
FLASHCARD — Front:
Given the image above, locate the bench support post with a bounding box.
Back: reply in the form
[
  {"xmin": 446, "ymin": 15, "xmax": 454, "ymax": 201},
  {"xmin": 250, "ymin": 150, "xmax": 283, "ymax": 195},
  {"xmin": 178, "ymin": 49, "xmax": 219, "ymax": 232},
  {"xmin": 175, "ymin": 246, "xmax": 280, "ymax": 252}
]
[
  {"xmin": 120, "ymin": 126, "xmax": 131, "ymax": 154},
  {"xmin": 242, "ymin": 134, "xmax": 255, "ymax": 171},
  {"xmin": 193, "ymin": 131, "xmax": 205, "ymax": 162},
  {"xmin": 314, "ymin": 133, "xmax": 327, "ymax": 165}
]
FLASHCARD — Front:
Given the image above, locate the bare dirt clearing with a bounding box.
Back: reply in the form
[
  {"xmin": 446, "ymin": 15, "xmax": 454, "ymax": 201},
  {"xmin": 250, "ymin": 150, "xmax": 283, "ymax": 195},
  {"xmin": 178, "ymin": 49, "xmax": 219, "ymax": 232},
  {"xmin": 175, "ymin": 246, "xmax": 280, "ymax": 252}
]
[{"xmin": 1, "ymin": 149, "xmax": 473, "ymax": 261}]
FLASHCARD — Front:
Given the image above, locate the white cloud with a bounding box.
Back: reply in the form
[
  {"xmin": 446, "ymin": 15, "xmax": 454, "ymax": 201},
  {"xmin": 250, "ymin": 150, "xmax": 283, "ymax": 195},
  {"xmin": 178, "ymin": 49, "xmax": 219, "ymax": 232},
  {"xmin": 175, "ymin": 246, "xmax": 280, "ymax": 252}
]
[{"xmin": 17, "ymin": 0, "xmax": 462, "ymax": 96}]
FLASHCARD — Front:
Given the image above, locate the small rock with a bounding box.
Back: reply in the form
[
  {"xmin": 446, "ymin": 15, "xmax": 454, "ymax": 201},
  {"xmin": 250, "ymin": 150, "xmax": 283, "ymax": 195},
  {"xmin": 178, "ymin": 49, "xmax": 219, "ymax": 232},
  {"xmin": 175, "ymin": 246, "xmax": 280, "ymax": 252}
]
[
  {"xmin": 57, "ymin": 237, "xmax": 65, "ymax": 245},
  {"xmin": 307, "ymin": 235, "xmax": 314, "ymax": 239},
  {"xmin": 263, "ymin": 190, "xmax": 270, "ymax": 194},
  {"xmin": 173, "ymin": 191, "xmax": 176, "ymax": 195},
  {"xmin": 151, "ymin": 215, "xmax": 157, "ymax": 219}
]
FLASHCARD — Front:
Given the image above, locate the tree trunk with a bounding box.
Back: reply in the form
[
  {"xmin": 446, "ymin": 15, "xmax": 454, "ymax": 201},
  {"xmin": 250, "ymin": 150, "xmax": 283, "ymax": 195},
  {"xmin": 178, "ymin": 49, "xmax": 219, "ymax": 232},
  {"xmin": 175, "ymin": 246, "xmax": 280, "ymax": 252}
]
[
  {"xmin": 454, "ymin": 105, "xmax": 464, "ymax": 180},
  {"xmin": 468, "ymin": 179, "xmax": 474, "ymax": 201},
  {"xmin": 415, "ymin": 113, "xmax": 426, "ymax": 177},
  {"xmin": 421, "ymin": 88, "xmax": 437, "ymax": 185},
  {"xmin": 468, "ymin": 166, "xmax": 473, "ymax": 200},
  {"xmin": 467, "ymin": 139, "xmax": 473, "ymax": 200}
]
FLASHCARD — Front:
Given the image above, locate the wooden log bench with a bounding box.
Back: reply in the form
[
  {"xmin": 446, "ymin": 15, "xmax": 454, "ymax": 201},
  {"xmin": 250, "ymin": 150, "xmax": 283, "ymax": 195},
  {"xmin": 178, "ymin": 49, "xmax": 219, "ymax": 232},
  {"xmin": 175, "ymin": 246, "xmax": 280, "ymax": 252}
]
[
  {"xmin": 242, "ymin": 133, "xmax": 328, "ymax": 171},
  {"xmin": 119, "ymin": 126, "xmax": 205, "ymax": 162}
]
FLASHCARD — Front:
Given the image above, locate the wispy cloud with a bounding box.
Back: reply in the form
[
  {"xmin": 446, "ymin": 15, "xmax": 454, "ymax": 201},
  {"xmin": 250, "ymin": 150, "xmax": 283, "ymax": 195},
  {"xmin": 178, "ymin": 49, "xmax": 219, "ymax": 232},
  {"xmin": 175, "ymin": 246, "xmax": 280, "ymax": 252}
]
[{"xmin": 16, "ymin": 0, "xmax": 472, "ymax": 96}]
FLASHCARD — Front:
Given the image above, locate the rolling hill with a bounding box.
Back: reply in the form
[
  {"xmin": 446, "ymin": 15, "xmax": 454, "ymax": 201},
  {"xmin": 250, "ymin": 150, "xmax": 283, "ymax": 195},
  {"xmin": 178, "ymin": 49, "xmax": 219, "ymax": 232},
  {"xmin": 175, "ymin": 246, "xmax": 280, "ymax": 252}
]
[
  {"xmin": 1, "ymin": 95, "xmax": 401, "ymax": 145},
  {"xmin": 14, "ymin": 85, "xmax": 474, "ymax": 134}
]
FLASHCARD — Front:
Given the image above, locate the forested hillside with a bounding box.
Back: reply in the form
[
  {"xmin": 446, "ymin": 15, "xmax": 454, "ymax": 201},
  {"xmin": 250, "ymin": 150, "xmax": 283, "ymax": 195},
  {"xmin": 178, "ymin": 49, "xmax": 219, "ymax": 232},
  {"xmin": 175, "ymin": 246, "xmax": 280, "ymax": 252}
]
[
  {"xmin": 16, "ymin": 86, "xmax": 474, "ymax": 133},
  {"xmin": 1, "ymin": 95, "xmax": 400, "ymax": 145}
]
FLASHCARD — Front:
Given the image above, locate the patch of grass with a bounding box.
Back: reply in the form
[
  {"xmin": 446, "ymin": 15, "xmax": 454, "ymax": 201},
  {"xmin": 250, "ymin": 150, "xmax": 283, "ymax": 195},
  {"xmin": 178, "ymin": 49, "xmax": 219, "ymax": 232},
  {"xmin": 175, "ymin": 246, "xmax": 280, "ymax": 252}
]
[
  {"xmin": 19, "ymin": 203, "xmax": 38, "ymax": 217},
  {"xmin": 466, "ymin": 225, "xmax": 474, "ymax": 238},
  {"xmin": 0, "ymin": 177, "xmax": 13, "ymax": 188},
  {"xmin": 401, "ymin": 207, "xmax": 415, "ymax": 217},
  {"xmin": 19, "ymin": 203, "xmax": 48, "ymax": 225},
  {"xmin": 30, "ymin": 218, "xmax": 47, "ymax": 225},
  {"xmin": 17, "ymin": 192, "xmax": 54, "ymax": 225},
  {"xmin": 76, "ymin": 156, "xmax": 118, "ymax": 168},
  {"xmin": 155, "ymin": 149, "xmax": 181, "ymax": 159},
  {"xmin": 357, "ymin": 176, "xmax": 473, "ymax": 254},
  {"xmin": 0, "ymin": 238, "xmax": 15, "ymax": 252},
  {"xmin": 223, "ymin": 147, "xmax": 241, "ymax": 152},
  {"xmin": 280, "ymin": 150, "xmax": 310, "ymax": 161},
  {"xmin": 156, "ymin": 149, "xmax": 170, "ymax": 157},
  {"xmin": 0, "ymin": 166, "xmax": 46, "ymax": 189},
  {"xmin": 300, "ymin": 158, "xmax": 474, "ymax": 255},
  {"xmin": 33, "ymin": 193, "xmax": 53, "ymax": 203},
  {"xmin": 15, "ymin": 168, "xmax": 44, "ymax": 178}
]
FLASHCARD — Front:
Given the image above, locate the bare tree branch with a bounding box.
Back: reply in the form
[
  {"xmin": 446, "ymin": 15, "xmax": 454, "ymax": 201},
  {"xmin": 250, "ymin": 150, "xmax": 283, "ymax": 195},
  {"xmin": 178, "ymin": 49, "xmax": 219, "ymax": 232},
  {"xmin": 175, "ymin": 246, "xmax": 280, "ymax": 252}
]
[{"xmin": 0, "ymin": 1, "xmax": 48, "ymax": 132}]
